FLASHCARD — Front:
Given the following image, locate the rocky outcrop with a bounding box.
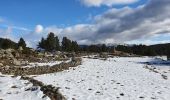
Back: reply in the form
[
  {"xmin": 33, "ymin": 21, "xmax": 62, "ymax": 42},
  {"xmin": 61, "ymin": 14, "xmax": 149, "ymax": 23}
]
[
  {"xmin": 0, "ymin": 49, "xmax": 22, "ymax": 66},
  {"xmin": 0, "ymin": 49, "xmax": 14, "ymax": 58}
]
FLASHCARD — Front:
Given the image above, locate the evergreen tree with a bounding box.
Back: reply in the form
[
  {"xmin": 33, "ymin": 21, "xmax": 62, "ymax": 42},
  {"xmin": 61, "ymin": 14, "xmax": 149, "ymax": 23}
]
[
  {"xmin": 37, "ymin": 33, "xmax": 80, "ymax": 52},
  {"xmin": 55, "ymin": 36, "xmax": 60, "ymax": 51},
  {"xmin": 0, "ymin": 38, "xmax": 17, "ymax": 49},
  {"xmin": 61, "ymin": 37, "xmax": 67, "ymax": 51},
  {"xmin": 72, "ymin": 41, "xmax": 79, "ymax": 52},
  {"xmin": 145, "ymin": 47, "xmax": 156, "ymax": 56},
  {"xmin": 38, "ymin": 37, "xmax": 46, "ymax": 49},
  {"xmin": 18, "ymin": 37, "xmax": 26, "ymax": 49},
  {"xmin": 101, "ymin": 44, "xmax": 107, "ymax": 52},
  {"xmin": 88, "ymin": 45, "xmax": 100, "ymax": 52},
  {"xmin": 46, "ymin": 32, "xmax": 56, "ymax": 52},
  {"xmin": 62, "ymin": 37, "xmax": 72, "ymax": 52}
]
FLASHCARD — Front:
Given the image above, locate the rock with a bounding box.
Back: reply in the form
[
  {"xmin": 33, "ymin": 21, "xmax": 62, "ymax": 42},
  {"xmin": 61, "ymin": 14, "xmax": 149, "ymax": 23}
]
[
  {"xmin": 61, "ymin": 54, "xmax": 67, "ymax": 59},
  {"xmin": 120, "ymin": 93, "xmax": 124, "ymax": 96},
  {"xmin": 11, "ymin": 51, "xmax": 20, "ymax": 58},
  {"xmin": 99, "ymin": 52, "xmax": 108, "ymax": 58},
  {"xmin": 18, "ymin": 46, "xmax": 23, "ymax": 51},
  {"xmin": 21, "ymin": 61, "xmax": 28, "ymax": 65},
  {"xmin": 0, "ymin": 49, "xmax": 15, "ymax": 58},
  {"xmin": 5, "ymin": 52, "xmax": 14, "ymax": 58},
  {"xmin": 0, "ymin": 63, "xmax": 3, "ymax": 67},
  {"xmin": 5, "ymin": 65, "xmax": 10, "ymax": 69},
  {"xmin": 71, "ymin": 56, "xmax": 76, "ymax": 62},
  {"xmin": 13, "ymin": 58, "xmax": 21, "ymax": 66}
]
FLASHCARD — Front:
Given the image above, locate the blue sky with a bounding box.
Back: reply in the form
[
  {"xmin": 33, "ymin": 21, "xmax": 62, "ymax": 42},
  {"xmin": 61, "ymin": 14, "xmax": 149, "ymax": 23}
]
[
  {"xmin": 0, "ymin": 0, "xmax": 147, "ymax": 27},
  {"xmin": 0, "ymin": 0, "xmax": 170, "ymax": 47}
]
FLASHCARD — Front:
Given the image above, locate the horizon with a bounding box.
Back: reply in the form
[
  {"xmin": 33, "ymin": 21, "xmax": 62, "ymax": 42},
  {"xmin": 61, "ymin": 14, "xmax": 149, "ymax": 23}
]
[{"xmin": 0, "ymin": 0, "xmax": 170, "ymax": 48}]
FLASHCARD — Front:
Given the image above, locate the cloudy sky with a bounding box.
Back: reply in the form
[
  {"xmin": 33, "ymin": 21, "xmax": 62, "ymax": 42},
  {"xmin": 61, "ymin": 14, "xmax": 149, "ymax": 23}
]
[{"xmin": 0, "ymin": 0, "xmax": 170, "ymax": 47}]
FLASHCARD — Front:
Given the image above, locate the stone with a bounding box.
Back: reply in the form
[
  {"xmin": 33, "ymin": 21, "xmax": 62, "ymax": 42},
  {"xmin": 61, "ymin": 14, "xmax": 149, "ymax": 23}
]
[
  {"xmin": 12, "ymin": 51, "xmax": 20, "ymax": 58},
  {"xmin": 21, "ymin": 61, "xmax": 28, "ymax": 65},
  {"xmin": 18, "ymin": 46, "xmax": 23, "ymax": 51},
  {"xmin": 13, "ymin": 58, "xmax": 21, "ymax": 66},
  {"xmin": 0, "ymin": 63, "xmax": 3, "ymax": 67}
]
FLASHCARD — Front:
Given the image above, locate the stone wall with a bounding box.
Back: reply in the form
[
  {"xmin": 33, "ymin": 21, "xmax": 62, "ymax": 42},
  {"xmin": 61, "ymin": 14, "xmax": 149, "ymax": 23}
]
[
  {"xmin": 0, "ymin": 57, "xmax": 82, "ymax": 75},
  {"xmin": 21, "ymin": 76, "xmax": 66, "ymax": 100}
]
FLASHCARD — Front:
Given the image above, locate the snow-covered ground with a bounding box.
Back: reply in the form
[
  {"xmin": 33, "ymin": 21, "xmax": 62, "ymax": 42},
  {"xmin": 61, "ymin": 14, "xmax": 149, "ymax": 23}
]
[
  {"xmin": 0, "ymin": 74, "xmax": 50, "ymax": 100},
  {"xmin": 34, "ymin": 57, "xmax": 170, "ymax": 100}
]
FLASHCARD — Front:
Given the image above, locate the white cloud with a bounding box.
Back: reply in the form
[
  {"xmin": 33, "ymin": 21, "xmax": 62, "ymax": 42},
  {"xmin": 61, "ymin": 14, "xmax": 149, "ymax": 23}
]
[
  {"xmin": 127, "ymin": 33, "xmax": 170, "ymax": 45},
  {"xmin": 12, "ymin": 26, "xmax": 31, "ymax": 31},
  {"xmin": 45, "ymin": 0, "xmax": 170, "ymax": 45},
  {"xmin": 2, "ymin": 0, "xmax": 170, "ymax": 48},
  {"xmin": 35, "ymin": 25, "xmax": 44, "ymax": 33},
  {"xmin": 80, "ymin": 0, "xmax": 139, "ymax": 7},
  {"xmin": 0, "ymin": 26, "xmax": 17, "ymax": 42}
]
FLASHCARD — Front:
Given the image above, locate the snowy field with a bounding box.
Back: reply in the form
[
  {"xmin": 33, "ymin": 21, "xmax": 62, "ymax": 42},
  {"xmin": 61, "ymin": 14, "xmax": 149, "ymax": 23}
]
[
  {"xmin": 34, "ymin": 57, "xmax": 170, "ymax": 100},
  {"xmin": 0, "ymin": 74, "xmax": 50, "ymax": 100}
]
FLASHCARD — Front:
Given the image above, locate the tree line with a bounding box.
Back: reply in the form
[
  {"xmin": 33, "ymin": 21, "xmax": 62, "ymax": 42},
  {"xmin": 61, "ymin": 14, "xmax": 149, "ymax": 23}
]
[
  {"xmin": 37, "ymin": 32, "xmax": 79, "ymax": 52},
  {"xmin": 115, "ymin": 44, "xmax": 170, "ymax": 56},
  {"xmin": 0, "ymin": 33, "xmax": 170, "ymax": 57},
  {"xmin": 0, "ymin": 37, "xmax": 26, "ymax": 50},
  {"xmin": 80, "ymin": 44, "xmax": 170, "ymax": 56}
]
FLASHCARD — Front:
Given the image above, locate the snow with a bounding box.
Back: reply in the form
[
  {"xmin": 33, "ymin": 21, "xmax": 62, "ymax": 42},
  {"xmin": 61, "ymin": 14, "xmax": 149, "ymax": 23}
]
[
  {"xmin": 34, "ymin": 57, "xmax": 170, "ymax": 100},
  {"xmin": 155, "ymin": 56, "xmax": 167, "ymax": 61},
  {"xmin": 0, "ymin": 74, "xmax": 50, "ymax": 100},
  {"xmin": 22, "ymin": 60, "xmax": 71, "ymax": 68},
  {"xmin": 142, "ymin": 57, "xmax": 170, "ymax": 77}
]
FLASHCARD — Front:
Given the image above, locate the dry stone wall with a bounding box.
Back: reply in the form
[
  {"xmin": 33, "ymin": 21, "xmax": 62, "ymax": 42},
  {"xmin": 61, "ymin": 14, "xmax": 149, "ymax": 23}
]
[
  {"xmin": 0, "ymin": 57, "xmax": 82, "ymax": 75},
  {"xmin": 21, "ymin": 76, "xmax": 66, "ymax": 100}
]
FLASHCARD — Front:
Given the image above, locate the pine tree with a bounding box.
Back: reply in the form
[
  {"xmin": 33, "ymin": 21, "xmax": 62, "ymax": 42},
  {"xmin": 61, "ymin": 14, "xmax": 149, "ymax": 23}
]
[
  {"xmin": 18, "ymin": 37, "xmax": 26, "ymax": 49},
  {"xmin": 72, "ymin": 41, "xmax": 79, "ymax": 52},
  {"xmin": 62, "ymin": 37, "xmax": 72, "ymax": 52},
  {"xmin": 46, "ymin": 32, "xmax": 56, "ymax": 52},
  {"xmin": 37, "ymin": 33, "xmax": 80, "ymax": 52},
  {"xmin": 55, "ymin": 36, "xmax": 60, "ymax": 51},
  {"xmin": 38, "ymin": 37, "xmax": 46, "ymax": 49},
  {"xmin": 101, "ymin": 44, "xmax": 107, "ymax": 52}
]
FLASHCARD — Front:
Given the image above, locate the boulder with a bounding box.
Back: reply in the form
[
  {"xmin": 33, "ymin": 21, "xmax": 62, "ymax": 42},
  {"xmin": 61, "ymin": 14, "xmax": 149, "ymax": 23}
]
[
  {"xmin": 18, "ymin": 46, "xmax": 23, "ymax": 51},
  {"xmin": 0, "ymin": 63, "xmax": 3, "ymax": 67},
  {"xmin": 4, "ymin": 49, "xmax": 14, "ymax": 58},
  {"xmin": 11, "ymin": 51, "xmax": 20, "ymax": 58},
  {"xmin": 13, "ymin": 58, "xmax": 21, "ymax": 66}
]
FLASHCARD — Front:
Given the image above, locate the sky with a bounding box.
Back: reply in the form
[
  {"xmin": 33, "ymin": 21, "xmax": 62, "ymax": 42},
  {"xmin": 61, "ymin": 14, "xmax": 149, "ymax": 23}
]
[{"xmin": 0, "ymin": 0, "xmax": 170, "ymax": 48}]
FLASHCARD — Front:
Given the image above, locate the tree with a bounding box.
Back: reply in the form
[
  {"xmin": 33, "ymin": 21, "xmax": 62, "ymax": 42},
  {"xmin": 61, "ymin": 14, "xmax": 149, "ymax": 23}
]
[
  {"xmin": 144, "ymin": 47, "xmax": 156, "ymax": 56},
  {"xmin": 71, "ymin": 41, "xmax": 79, "ymax": 52},
  {"xmin": 88, "ymin": 45, "xmax": 100, "ymax": 52},
  {"xmin": 38, "ymin": 37, "xmax": 46, "ymax": 49},
  {"xmin": 101, "ymin": 44, "xmax": 107, "ymax": 52},
  {"xmin": 0, "ymin": 38, "xmax": 17, "ymax": 49},
  {"xmin": 37, "ymin": 33, "xmax": 80, "ymax": 52},
  {"xmin": 62, "ymin": 37, "xmax": 72, "ymax": 52},
  {"xmin": 55, "ymin": 36, "xmax": 60, "ymax": 51},
  {"xmin": 46, "ymin": 32, "xmax": 56, "ymax": 52},
  {"xmin": 18, "ymin": 37, "xmax": 26, "ymax": 49}
]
